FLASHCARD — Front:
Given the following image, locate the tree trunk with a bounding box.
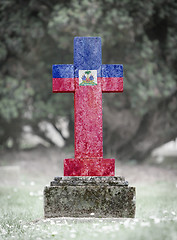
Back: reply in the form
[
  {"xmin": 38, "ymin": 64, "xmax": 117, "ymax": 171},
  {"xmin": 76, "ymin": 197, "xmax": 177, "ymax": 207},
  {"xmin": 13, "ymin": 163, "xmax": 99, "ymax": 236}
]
[{"xmin": 103, "ymin": 90, "xmax": 177, "ymax": 161}]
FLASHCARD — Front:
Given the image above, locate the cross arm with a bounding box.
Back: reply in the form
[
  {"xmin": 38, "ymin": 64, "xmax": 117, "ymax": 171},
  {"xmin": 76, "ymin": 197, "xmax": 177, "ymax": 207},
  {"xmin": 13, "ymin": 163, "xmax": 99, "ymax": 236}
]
[
  {"xmin": 101, "ymin": 64, "xmax": 123, "ymax": 92},
  {"xmin": 53, "ymin": 64, "xmax": 75, "ymax": 93}
]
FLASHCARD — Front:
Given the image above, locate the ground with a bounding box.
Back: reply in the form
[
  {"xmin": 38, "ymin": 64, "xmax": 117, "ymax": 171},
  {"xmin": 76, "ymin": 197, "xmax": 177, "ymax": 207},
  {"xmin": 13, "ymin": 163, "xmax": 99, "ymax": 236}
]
[{"xmin": 0, "ymin": 147, "xmax": 177, "ymax": 239}]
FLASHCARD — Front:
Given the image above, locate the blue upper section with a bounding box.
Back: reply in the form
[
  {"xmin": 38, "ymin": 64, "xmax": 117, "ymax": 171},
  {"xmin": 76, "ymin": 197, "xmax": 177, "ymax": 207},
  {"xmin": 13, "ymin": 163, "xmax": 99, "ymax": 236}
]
[
  {"xmin": 102, "ymin": 64, "xmax": 123, "ymax": 78},
  {"xmin": 74, "ymin": 37, "xmax": 102, "ymax": 70},
  {"xmin": 53, "ymin": 38, "xmax": 123, "ymax": 79},
  {"xmin": 53, "ymin": 64, "xmax": 74, "ymax": 78}
]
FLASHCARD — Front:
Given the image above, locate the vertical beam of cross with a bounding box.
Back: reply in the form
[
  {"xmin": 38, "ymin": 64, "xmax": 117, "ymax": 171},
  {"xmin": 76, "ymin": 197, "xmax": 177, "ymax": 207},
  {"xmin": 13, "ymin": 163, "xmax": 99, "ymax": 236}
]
[{"xmin": 52, "ymin": 37, "xmax": 123, "ymax": 176}]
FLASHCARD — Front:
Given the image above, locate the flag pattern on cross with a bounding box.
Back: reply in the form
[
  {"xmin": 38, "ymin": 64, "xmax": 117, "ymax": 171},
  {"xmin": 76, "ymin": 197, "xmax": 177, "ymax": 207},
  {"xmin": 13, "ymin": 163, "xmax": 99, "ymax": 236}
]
[{"xmin": 52, "ymin": 37, "xmax": 123, "ymax": 176}]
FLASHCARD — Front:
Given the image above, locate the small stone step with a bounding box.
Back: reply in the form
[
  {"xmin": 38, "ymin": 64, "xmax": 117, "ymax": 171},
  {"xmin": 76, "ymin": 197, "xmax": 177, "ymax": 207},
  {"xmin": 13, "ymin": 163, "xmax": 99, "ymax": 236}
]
[{"xmin": 51, "ymin": 176, "xmax": 128, "ymax": 186}]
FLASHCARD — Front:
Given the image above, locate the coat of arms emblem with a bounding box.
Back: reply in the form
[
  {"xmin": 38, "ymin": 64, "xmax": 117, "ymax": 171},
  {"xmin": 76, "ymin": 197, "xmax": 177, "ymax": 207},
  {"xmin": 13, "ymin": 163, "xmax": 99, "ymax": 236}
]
[{"xmin": 79, "ymin": 70, "xmax": 97, "ymax": 86}]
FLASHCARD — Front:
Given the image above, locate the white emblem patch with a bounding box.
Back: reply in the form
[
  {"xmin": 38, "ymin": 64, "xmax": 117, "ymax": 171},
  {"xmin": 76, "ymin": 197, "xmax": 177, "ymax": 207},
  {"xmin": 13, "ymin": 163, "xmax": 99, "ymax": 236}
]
[{"xmin": 79, "ymin": 70, "xmax": 97, "ymax": 86}]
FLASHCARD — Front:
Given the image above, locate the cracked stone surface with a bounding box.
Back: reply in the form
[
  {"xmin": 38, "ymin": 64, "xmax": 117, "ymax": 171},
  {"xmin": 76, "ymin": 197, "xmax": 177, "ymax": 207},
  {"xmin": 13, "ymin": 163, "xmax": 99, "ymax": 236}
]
[
  {"xmin": 51, "ymin": 176, "xmax": 128, "ymax": 186},
  {"xmin": 44, "ymin": 176, "xmax": 136, "ymax": 218}
]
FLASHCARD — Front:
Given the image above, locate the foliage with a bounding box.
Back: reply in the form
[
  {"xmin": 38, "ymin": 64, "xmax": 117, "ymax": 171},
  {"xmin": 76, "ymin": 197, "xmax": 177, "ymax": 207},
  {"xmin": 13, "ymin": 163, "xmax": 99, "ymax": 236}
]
[{"xmin": 0, "ymin": 0, "xmax": 176, "ymax": 159}]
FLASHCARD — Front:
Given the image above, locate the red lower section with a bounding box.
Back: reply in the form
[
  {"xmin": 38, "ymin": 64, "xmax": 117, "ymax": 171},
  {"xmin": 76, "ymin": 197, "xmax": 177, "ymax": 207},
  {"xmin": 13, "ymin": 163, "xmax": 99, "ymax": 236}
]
[
  {"xmin": 53, "ymin": 78, "xmax": 75, "ymax": 92},
  {"xmin": 102, "ymin": 77, "xmax": 123, "ymax": 92},
  {"xmin": 64, "ymin": 158, "xmax": 115, "ymax": 176},
  {"xmin": 74, "ymin": 78, "xmax": 103, "ymax": 159}
]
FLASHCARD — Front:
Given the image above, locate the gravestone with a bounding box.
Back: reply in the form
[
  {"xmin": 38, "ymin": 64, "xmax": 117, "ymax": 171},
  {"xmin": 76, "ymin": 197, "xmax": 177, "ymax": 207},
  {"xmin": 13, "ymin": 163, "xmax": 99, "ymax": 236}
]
[{"xmin": 44, "ymin": 37, "xmax": 136, "ymax": 218}]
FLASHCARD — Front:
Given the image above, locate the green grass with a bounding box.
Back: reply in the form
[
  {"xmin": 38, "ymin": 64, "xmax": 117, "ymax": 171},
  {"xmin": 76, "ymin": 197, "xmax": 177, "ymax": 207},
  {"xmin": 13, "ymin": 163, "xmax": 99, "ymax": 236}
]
[{"xmin": 0, "ymin": 180, "xmax": 177, "ymax": 240}]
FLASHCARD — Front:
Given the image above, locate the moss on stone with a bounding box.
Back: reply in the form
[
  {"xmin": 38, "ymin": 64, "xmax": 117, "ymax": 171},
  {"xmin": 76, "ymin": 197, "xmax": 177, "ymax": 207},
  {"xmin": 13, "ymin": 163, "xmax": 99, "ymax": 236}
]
[{"xmin": 44, "ymin": 177, "xmax": 136, "ymax": 218}]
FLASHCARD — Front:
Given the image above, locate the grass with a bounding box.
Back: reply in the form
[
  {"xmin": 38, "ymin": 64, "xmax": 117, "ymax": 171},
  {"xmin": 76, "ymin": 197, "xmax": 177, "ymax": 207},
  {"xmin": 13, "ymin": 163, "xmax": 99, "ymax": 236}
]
[
  {"xmin": 0, "ymin": 147, "xmax": 177, "ymax": 239},
  {"xmin": 0, "ymin": 179, "xmax": 177, "ymax": 240}
]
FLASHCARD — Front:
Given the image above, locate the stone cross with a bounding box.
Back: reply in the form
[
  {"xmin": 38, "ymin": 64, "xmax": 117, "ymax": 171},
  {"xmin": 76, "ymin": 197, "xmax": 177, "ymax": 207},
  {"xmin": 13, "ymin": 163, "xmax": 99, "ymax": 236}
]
[{"xmin": 53, "ymin": 37, "xmax": 123, "ymax": 176}]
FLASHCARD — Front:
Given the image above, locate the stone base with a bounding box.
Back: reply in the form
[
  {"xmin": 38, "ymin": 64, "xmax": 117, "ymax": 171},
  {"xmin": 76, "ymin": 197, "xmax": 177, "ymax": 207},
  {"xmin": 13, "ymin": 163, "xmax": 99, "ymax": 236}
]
[
  {"xmin": 44, "ymin": 177, "xmax": 136, "ymax": 218},
  {"xmin": 64, "ymin": 158, "xmax": 115, "ymax": 176}
]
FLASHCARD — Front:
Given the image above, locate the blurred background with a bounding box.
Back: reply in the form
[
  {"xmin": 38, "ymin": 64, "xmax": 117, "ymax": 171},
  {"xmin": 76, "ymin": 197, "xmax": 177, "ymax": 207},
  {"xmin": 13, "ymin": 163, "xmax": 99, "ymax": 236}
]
[
  {"xmin": 0, "ymin": 0, "xmax": 177, "ymax": 164},
  {"xmin": 1, "ymin": 2, "xmax": 177, "ymax": 237}
]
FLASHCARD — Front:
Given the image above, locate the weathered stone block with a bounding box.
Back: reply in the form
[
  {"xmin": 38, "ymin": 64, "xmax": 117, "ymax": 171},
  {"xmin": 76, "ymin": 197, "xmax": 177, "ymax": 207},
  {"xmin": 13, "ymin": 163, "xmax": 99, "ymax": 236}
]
[{"xmin": 44, "ymin": 177, "xmax": 136, "ymax": 218}]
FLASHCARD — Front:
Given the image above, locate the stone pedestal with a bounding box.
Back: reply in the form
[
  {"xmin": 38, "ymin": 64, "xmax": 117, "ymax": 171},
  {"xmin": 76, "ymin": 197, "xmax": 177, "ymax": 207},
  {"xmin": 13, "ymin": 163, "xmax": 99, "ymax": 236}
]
[
  {"xmin": 64, "ymin": 158, "xmax": 115, "ymax": 176},
  {"xmin": 44, "ymin": 177, "xmax": 136, "ymax": 218}
]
